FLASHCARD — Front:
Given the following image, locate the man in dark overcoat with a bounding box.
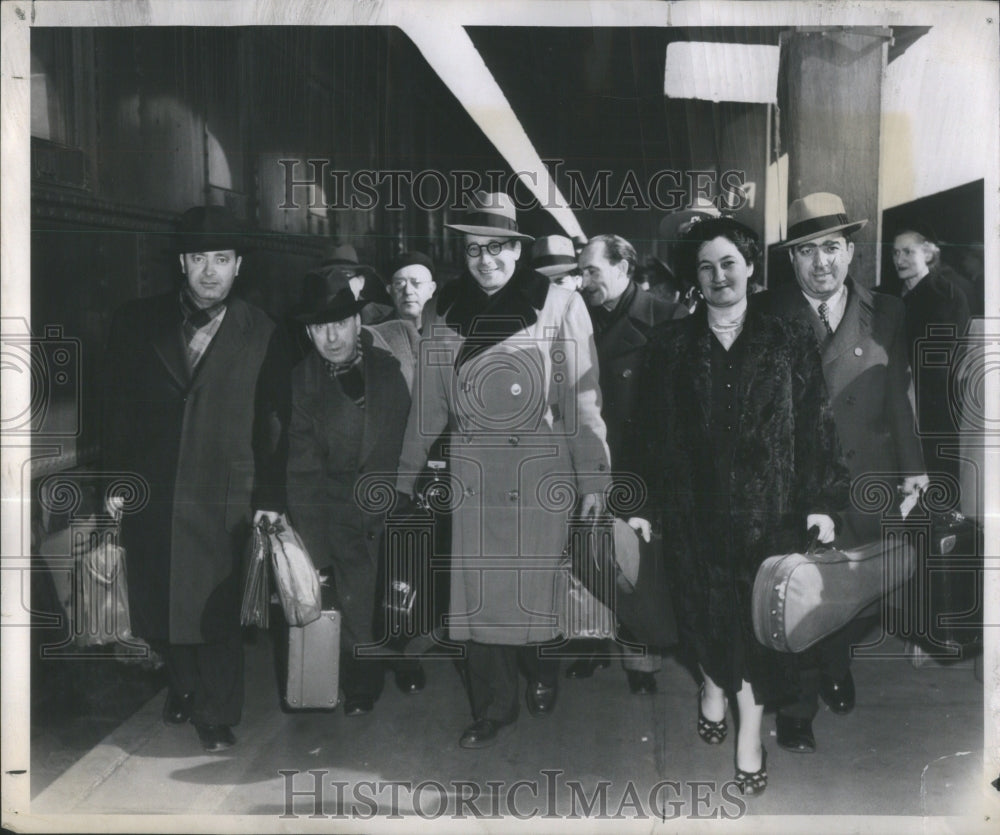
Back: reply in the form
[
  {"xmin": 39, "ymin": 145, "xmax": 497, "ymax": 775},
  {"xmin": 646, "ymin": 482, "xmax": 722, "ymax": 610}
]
[
  {"xmin": 102, "ymin": 206, "xmax": 291, "ymax": 752},
  {"xmin": 767, "ymin": 193, "xmax": 927, "ymax": 753},
  {"xmin": 286, "ymin": 272, "xmax": 423, "ymax": 716},
  {"xmin": 569, "ymin": 233, "xmax": 687, "ymax": 694}
]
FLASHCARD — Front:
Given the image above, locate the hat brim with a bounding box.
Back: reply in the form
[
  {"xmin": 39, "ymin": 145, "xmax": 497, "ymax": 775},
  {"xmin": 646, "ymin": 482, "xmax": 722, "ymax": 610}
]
[
  {"xmin": 175, "ymin": 234, "xmax": 252, "ymax": 254},
  {"xmin": 444, "ymin": 222, "xmax": 534, "ymax": 242},
  {"xmin": 291, "ymin": 298, "xmax": 370, "ymax": 325},
  {"xmin": 535, "ymin": 264, "xmax": 579, "ymax": 278},
  {"xmin": 319, "ymin": 260, "xmax": 380, "ymax": 281},
  {"xmin": 777, "ymin": 219, "xmax": 868, "ymax": 249}
]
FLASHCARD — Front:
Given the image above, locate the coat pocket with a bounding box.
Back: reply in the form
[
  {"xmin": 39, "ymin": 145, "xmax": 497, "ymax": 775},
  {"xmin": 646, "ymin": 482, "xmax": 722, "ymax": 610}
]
[{"xmin": 225, "ymin": 461, "xmax": 255, "ymax": 531}]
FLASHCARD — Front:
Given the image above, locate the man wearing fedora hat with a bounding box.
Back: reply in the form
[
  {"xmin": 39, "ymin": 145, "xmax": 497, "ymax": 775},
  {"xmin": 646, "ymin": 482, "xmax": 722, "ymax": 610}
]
[
  {"xmin": 531, "ymin": 235, "xmax": 583, "ymax": 291},
  {"xmin": 568, "ymin": 233, "xmax": 686, "ymax": 695},
  {"xmin": 285, "ymin": 274, "xmax": 425, "ymax": 715},
  {"xmin": 318, "ymin": 243, "xmax": 396, "ymax": 326},
  {"xmin": 395, "ymin": 191, "xmax": 611, "ymax": 748},
  {"xmin": 102, "ymin": 205, "xmax": 292, "ymax": 752},
  {"xmin": 767, "ymin": 192, "xmax": 926, "ymax": 753}
]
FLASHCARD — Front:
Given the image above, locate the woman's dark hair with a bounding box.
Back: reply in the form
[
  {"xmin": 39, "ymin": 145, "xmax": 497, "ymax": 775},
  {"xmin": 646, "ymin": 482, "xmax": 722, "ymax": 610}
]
[{"xmin": 674, "ymin": 217, "xmax": 762, "ymax": 287}]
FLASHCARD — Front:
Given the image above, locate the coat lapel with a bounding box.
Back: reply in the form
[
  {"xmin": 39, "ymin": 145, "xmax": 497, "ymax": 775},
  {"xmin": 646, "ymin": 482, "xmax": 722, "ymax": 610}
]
[
  {"xmin": 599, "ymin": 311, "xmax": 648, "ymax": 361},
  {"xmin": 687, "ymin": 312, "xmax": 713, "ymax": 431},
  {"xmin": 151, "ymin": 300, "xmax": 190, "ymax": 391},
  {"xmin": 358, "ymin": 331, "xmax": 385, "ymax": 467},
  {"xmin": 823, "ymin": 280, "xmax": 870, "ymax": 364}
]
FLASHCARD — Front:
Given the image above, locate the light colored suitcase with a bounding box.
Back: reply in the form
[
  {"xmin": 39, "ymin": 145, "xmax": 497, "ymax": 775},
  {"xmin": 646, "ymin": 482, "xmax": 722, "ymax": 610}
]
[{"xmin": 286, "ymin": 608, "xmax": 340, "ymax": 709}]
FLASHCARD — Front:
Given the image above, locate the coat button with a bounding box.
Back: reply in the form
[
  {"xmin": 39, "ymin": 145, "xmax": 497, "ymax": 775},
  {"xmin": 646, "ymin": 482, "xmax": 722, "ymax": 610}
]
[
  {"xmin": 510, "ymin": 383, "xmax": 522, "ymax": 396},
  {"xmin": 621, "ymin": 368, "xmax": 632, "ymax": 379},
  {"xmin": 464, "ymin": 487, "xmax": 476, "ymax": 497},
  {"xmin": 366, "ymin": 532, "xmax": 375, "ymax": 541},
  {"xmin": 508, "ymin": 490, "xmax": 519, "ymax": 501},
  {"xmin": 462, "ymin": 382, "xmax": 472, "ymax": 392},
  {"xmin": 854, "ymin": 347, "xmax": 863, "ymax": 357},
  {"xmin": 846, "ymin": 450, "xmax": 855, "ymax": 460},
  {"xmin": 508, "ymin": 435, "xmax": 519, "ymax": 446},
  {"xmin": 598, "ymin": 463, "xmax": 608, "ymax": 471}
]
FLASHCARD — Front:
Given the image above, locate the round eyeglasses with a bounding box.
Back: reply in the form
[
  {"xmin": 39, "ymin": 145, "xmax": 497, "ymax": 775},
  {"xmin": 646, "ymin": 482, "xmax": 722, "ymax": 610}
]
[
  {"xmin": 390, "ymin": 277, "xmax": 433, "ymax": 290},
  {"xmin": 465, "ymin": 240, "xmax": 508, "ymax": 258}
]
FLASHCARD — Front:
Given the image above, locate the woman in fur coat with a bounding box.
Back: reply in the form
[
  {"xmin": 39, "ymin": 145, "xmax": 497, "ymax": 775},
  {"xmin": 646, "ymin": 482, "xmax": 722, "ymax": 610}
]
[{"xmin": 634, "ymin": 218, "xmax": 849, "ymax": 796}]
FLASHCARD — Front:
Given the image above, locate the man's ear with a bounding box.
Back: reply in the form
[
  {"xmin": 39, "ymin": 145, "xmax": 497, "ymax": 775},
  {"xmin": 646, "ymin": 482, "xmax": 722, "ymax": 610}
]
[
  {"xmin": 178, "ymin": 254, "xmax": 186, "ymax": 273},
  {"xmin": 511, "ymin": 240, "xmax": 522, "ymax": 259},
  {"xmin": 845, "ymin": 242, "xmax": 855, "ymax": 265},
  {"xmin": 234, "ymin": 255, "xmax": 242, "ymax": 276}
]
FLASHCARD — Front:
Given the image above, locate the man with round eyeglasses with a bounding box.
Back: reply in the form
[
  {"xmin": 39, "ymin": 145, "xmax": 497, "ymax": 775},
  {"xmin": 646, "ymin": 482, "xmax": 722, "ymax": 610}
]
[{"xmin": 395, "ymin": 191, "xmax": 611, "ymax": 749}]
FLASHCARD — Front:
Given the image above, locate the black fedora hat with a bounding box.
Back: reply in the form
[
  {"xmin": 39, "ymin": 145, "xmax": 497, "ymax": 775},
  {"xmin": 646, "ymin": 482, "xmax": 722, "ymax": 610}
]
[
  {"xmin": 174, "ymin": 205, "xmax": 249, "ymax": 254},
  {"xmin": 291, "ymin": 269, "xmax": 370, "ymax": 325},
  {"xmin": 320, "ymin": 243, "xmax": 380, "ymax": 281}
]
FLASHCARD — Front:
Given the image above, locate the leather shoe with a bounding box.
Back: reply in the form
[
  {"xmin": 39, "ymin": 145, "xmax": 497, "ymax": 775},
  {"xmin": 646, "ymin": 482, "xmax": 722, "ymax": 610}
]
[
  {"xmin": 162, "ymin": 689, "xmax": 194, "ymax": 725},
  {"xmin": 343, "ymin": 694, "xmax": 375, "ymax": 716},
  {"xmin": 819, "ymin": 670, "xmax": 855, "ymax": 714},
  {"xmin": 525, "ymin": 681, "xmax": 558, "ymax": 716},
  {"xmin": 394, "ymin": 665, "xmax": 426, "ymax": 695},
  {"xmin": 459, "ymin": 718, "xmax": 509, "ymax": 749},
  {"xmin": 775, "ymin": 714, "xmax": 816, "ymax": 753},
  {"xmin": 193, "ymin": 723, "xmax": 235, "ymax": 752},
  {"xmin": 626, "ymin": 670, "xmax": 657, "ymax": 695},
  {"xmin": 564, "ymin": 657, "xmax": 610, "ymax": 679}
]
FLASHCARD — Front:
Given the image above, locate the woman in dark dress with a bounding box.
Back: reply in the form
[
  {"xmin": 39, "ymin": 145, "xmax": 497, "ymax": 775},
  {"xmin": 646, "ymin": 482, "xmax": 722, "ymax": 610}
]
[{"xmin": 634, "ymin": 218, "xmax": 849, "ymax": 795}]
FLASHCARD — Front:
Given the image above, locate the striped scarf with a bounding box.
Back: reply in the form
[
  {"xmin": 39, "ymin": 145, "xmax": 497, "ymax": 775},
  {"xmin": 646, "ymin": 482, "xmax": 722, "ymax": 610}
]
[
  {"xmin": 179, "ymin": 290, "xmax": 227, "ymax": 370},
  {"xmin": 323, "ymin": 346, "xmax": 365, "ymax": 407}
]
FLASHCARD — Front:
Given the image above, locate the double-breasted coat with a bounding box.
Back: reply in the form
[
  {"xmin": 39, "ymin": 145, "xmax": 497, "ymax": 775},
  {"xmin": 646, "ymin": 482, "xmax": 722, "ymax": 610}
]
[
  {"xmin": 102, "ymin": 293, "xmax": 291, "ymax": 645},
  {"xmin": 635, "ymin": 300, "xmax": 850, "ymax": 699},
  {"xmin": 396, "ymin": 269, "xmax": 611, "ymax": 645},
  {"xmin": 286, "ymin": 324, "xmax": 416, "ymax": 648},
  {"xmin": 766, "ymin": 279, "xmax": 926, "ymax": 544}
]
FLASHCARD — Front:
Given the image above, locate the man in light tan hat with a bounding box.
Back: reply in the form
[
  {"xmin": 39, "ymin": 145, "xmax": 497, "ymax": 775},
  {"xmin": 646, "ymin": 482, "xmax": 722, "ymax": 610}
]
[
  {"xmin": 395, "ymin": 191, "xmax": 611, "ymax": 749},
  {"xmin": 531, "ymin": 234, "xmax": 583, "ymax": 291},
  {"xmin": 568, "ymin": 234, "xmax": 686, "ymax": 695},
  {"xmin": 766, "ymin": 192, "xmax": 927, "ymax": 754}
]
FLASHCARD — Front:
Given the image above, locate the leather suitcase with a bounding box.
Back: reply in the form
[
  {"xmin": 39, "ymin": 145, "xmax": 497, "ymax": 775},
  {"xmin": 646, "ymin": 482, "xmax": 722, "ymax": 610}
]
[
  {"xmin": 286, "ymin": 609, "xmax": 340, "ymax": 709},
  {"xmin": 752, "ymin": 538, "xmax": 915, "ymax": 654}
]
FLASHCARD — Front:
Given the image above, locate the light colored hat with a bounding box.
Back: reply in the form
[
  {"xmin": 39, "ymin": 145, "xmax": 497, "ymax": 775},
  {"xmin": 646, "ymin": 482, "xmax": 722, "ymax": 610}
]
[
  {"xmin": 780, "ymin": 192, "xmax": 868, "ymax": 248},
  {"xmin": 658, "ymin": 197, "xmax": 723, "ymax": 246},
  {"xmin": 531, "ymin": 235, "xmax": 579, "ymax": 278},
  {"xmin": 444, "ymin": 191, "xmax": 534, "ymax": 241}
]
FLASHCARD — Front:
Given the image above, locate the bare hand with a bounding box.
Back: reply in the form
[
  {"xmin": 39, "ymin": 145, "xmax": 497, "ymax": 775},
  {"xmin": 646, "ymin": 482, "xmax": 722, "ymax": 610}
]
[
  {"xmin": 105, "ymin": 494, "xmax": 125, "ymax": 522},
  {"xmin": 807, "ymin": 513, "xmax": 836, "ymax": 544},
  {"xmin": 627, "ymin": 517, "xmax": 652, "ymax": 543},
  {"xmin": 254, "ymin": 509, "xmax": 284, "ymax": 526},
  {"xmin": 578, "ymin": 492, "xmax": 605, "ymax": 519},
  {"xmin": 900, "ymin": 474, "xmax": 929, "ymax": 497}
]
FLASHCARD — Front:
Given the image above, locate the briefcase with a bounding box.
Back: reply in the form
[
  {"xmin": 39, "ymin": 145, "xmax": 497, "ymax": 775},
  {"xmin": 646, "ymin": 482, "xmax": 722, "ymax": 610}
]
[
  {"xmin": 752, "ymin": 537, "xmax": 915, "ymax": 654},
  {"xmin": 286, "ymin": 609, "xmax": 340, "ymax": 709}
]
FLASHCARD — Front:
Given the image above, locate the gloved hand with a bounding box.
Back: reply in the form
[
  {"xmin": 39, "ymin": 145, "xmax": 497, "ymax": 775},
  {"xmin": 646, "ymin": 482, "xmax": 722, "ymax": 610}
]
[{"xmin": 806, "ymin": 513, "xmax": 836, "ymax": 544}]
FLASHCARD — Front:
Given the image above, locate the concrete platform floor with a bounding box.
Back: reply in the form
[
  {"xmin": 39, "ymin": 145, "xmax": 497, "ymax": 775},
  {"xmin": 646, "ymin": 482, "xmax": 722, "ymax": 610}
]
[{"xmin": 27, "ymin": 630, "xmax": 999, "ymax": 832}]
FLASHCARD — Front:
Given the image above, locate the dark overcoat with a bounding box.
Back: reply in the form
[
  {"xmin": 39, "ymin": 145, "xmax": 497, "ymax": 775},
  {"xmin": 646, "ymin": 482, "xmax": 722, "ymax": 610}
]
[
  {"xmin": 635, "ymin": 300, "xmax": 850, "ymax": 698},
  {"xmin": 897, "ymin": 268, "xmax": 970, "ymax": 480},
  {"xmin": 396, "ymin": 270, "xmax": 611, "ymax": 645},
  {"xmin": 766, "ymin": 280, "xmax": 926, "ymax": 544},
  {"xmin": 103, "ymin": 293, "xmax": 290, "ymax": 644},
  {"xmin": 286, "ymin": 325, "xmax": 414, "ymax": 648}
]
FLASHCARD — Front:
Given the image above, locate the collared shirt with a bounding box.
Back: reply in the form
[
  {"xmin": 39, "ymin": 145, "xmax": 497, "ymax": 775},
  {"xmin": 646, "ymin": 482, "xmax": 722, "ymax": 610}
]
[
  {"xmin": 801, "ymin": 283, "xmax": 848, "ymax": 333},
  {"xmin": 706, "ymin": 295, "xmax": 748, "ymax": 351},
  {"xmin": 179, "ymin": 290, "xmax": 227, "ymax": 370}
]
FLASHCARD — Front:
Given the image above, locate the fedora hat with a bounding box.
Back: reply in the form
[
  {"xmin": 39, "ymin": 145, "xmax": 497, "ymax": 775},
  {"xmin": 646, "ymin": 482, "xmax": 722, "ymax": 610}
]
[
  {"xmin": 531, "ymin": 235, "xmax": 579, "ymax": 278},
  {"xmin": 658, "ymin": 197, "xmax": 723, "ymax": 247},
  {"xmin": 444, "ymin": 191, "xmax": 534, "ymax": 241},
  {"xmin": 291, "ymin": 268, "xmax": 370, "ymax": 325},
  {"xmin": 320, "ymin": 243, "xmax": 380, "ymax": 281},
  {"xmin": 174, "ymin": 205, "xmax": 249, "ymax": 254},
  {"xmin": 780, "ymin": 192, "xmax": 868, "ymax": 248}
]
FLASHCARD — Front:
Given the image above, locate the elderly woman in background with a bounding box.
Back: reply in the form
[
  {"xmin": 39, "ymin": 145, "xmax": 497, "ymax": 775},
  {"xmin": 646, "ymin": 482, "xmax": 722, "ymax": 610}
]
[{"xmin": 633, "ymin": 218, "xmax": 849, "ymax": 796}]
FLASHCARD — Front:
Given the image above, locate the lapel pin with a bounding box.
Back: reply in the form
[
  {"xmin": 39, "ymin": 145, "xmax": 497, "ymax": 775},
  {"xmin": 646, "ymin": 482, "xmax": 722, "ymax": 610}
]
[{"xmin": 854, "ymin": 347, "xmax": 863, "ymax": 357}]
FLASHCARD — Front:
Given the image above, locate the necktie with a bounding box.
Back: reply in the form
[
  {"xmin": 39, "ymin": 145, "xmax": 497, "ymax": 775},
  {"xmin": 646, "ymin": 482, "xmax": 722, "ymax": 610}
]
[{"xmin": 818, "ymin": 302, "xmax": 834, "ymax": 335}]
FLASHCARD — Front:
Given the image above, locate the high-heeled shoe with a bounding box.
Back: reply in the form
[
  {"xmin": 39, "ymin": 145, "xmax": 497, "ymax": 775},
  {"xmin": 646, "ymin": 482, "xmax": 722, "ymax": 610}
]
[
  {"xmin": 696, "ymin": 685, "xmax": 728, "ymax": 745},
  {"xmin": 734, "ymin": 746, "xmax": 767, "ymax": 796}
]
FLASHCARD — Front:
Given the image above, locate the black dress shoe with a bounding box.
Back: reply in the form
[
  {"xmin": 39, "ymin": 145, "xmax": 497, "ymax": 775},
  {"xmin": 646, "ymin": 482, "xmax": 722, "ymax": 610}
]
[
  {"xmin": 193, "ymin": 723, "xmax": 235, "ymax": 752},
  {"xmin": 626, "ymin": 670, "xmax": 657, "ymax": 695},
  {"xmin": 343, "ymin": 694, "xmax": 375, "ymax": 716},
  {"xmin": 459, "ymin": 718, "xmax": 509, "ymax": 749},
  {"xmin": 525, "ymin": 681, "xmax": 558, "ymax": 716},
  {"xmin": 394, "ymin": 665, "xmax": 426, "ymax": 695},
  {"xmin": 775, "ymin": 714, "xmax": 816, "ymax": 753},
  {"xmin": 564, "ymin": 658, "xmax": 610, "ymax": 679},
  {"xmin": 162, "ymin": 690, "xmax": 194, "ymax": 725},
  {"xmin": 819, "ymin": 670, "xmax": 855, "ymax": 714}
]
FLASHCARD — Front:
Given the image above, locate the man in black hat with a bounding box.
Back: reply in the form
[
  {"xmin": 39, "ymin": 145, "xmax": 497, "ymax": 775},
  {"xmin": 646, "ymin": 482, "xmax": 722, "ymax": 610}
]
[
  {"xmin": 389, "ymin": 251, "xmax": 437, "ymax": 331},
  {"xmin": 102, "ymin": 205, "xmax": 291, "ymax": 752},
  {"xmin": 318, "ymin": 243, "xmax": 396, "ymax": 326},
  {"xmin": 766, "ymin": 193, "xmax": 927, "ymax": 754},
  {"xmin": 286, "ymin": 275, "xmax": 424, "ymax": 715}
]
